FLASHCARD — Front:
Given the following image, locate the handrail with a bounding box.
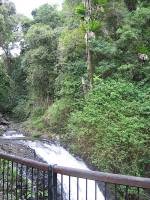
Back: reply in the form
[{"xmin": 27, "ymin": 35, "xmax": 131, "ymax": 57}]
[
  {"xmin": 0, "ymin": 152, "xmax": 48, "ymax": 171},
  {"xmin": 54, "ymin": 166, "xmax": 150, "ymax": 189},
  {"xmin": 0, "ymin": 152, "xmax": 150, "ymax": 189}
]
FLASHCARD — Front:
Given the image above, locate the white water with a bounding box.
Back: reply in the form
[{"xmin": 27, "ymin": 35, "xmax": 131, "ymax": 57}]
[
  {"xmin": 2, "ymin": 132, "xmax": 104, "ymax": 200},
  {"xmin": 26, "ymin": 141, "xmax": 104, "ymax": 200},
  {"xmin": 3, "ymin": 130, "xmax": 25, "ymax": 138}
]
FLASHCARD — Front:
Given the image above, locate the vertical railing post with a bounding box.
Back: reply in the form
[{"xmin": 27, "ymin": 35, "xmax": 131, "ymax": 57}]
[
  {"xmin": 48, "ymin": 165, "xmax": 53, "ymax": 200},
  {"xmin": 53, "ymin": 170, "xmax": 57, "ymax": 200},
  {"xmin": 48, "ymin": 165, "xmax": 57, "ymax": 200}
]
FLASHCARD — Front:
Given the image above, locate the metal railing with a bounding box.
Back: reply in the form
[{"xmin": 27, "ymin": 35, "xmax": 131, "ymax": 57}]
[{"xmin": 0, "ymin": 152, "xmax": 150, "ymax": 200}]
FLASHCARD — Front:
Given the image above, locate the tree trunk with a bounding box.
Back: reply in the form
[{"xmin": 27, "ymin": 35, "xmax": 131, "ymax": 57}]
[
  {"xmin": 87, "ymin": 36, "xmax": 93, "ymax": 87},
  {"xmin": 3, "ymin": 47, "xmax": 12, "ymax": 75},
  {"xmin": 85, "ymin": 0, "xmax": 94, "ymax": 88},
  {"xmin": 4, "ymin": 55, "xmax": 12, "ymax": 75}
]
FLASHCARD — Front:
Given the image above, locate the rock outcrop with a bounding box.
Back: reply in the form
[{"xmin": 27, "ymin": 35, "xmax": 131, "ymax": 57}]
[{"xmin": 0, "ymin": 113, "xmax": 9, "ymax": 135}]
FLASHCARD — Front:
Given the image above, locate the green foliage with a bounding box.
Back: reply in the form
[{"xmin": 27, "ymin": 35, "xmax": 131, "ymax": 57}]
[
  {"xmin": 55, "ymin": 60, "xmax": 86, "ymax": 98},
  {"xmin": 124, "ymin": 0, "xmax": 138, "ymax": 11},
  {"xmin": 24, "ymin": 105, "xmax": 47, "ymax": 131},
  {"xmin": 12, "ymin": 99, "xmax": 29, "ymax": 120},
  {"xmin": 32, "ymin": 131, "xmax": 43, "ymax": 138},
  {"xmin": 95, "ymin": 61, "xmax": 116, "ymax": 78},
  {"xmin": 63, "ymin": 0, "xmax": 81, "ymax": 10},
  {"xmin": 43, "ymin": 98, "xmax": 74, "ymax": 134},
  {"xmin": 23, "ymin": 23, "xmax": 58, "ymax": 100},
  {"xmin": 0, "ymin": 1, "xmax": 17, "ymax": 47},
  {"xmin": 92, "ymin": 0, "xmax": 108, "ymax": 6},
  {"xmin": 19, "ymin": 15, "xmax": 32, "ymax": 34},
  {"xmin": 32, "ymin": 4, "xmax": 62, "ymax": 28},
  {"xmin": 75, "ymin": 3, "xmax": 86, "ymax": 16},
  {"xmin": 90, "ymin": 37, "xmax": 117, "ymax": 57},
  {"xmin": 25, "ymin": 24, "xmax": 53, "ymax": 48},
  {"xmin": 0, "ymin": 60, "xmax": 17, "ymax": 112},
  {"xmin": 67, "ymin": 78, "xmax": 150, "ymax": 176},
  {"xmin": 0, "ymin": 0, "xmax": 19, "ymax": 75},
  {"xmin": 59, "ymin": 27, "xmax": 85, "ymax": 62},
  {"xmin": 0, "ymin": 62, "xmax": 11, "ymax": 111},
  {"xmin": 88, "ymin": 20, "xmax": 102, "ymax": 32},
  {"xmin": 55, "ymin": 73, "xmax": 80, "ymax": 98}
]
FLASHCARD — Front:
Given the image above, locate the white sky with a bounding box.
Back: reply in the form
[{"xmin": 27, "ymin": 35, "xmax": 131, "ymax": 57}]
[{"xmin": 11, "ymin": 0, "xmax": 64, "ymax": 17}]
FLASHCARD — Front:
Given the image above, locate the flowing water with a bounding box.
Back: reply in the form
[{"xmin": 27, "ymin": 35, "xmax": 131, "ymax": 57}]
[{"xmin": 2, "ymin": 130, "xmax": 104, "ymax": 200}]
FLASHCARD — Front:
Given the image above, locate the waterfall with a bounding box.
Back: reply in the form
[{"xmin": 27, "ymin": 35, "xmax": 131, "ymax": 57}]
[
  {"xmin": 2, "ymin": 131, "xmax": 104, "ymax": 200},
  {"xmin": 25, "ymin": 141, "xmax": 104, "ymax": 200}
]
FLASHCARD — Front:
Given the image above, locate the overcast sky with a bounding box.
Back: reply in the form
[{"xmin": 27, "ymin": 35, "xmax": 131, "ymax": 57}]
[{"xmin": 11, "ymin": 0, "xmax": 64, "ymax": 17}]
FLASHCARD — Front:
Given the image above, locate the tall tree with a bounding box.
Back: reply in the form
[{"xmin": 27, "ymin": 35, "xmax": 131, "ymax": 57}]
[
  {"xmin": 0, "ymin": 0, "xmax": 19, "ymax": 74},
  {"xmin": 76, "ymin": 0, "xmax": 108, "ymax": 88},
  {"xmin": 23, "ymin": 4, "xmax": 61, "ymax": 104}
]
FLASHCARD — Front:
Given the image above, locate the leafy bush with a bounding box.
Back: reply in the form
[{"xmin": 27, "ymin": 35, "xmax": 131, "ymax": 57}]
[
  {"xmin": 92, "ymin": 0, "xmax": 108, "ymax": 5},
  {"xmin": 43, "ymin": 98, "xmax": 74, "ymax": 134},
  {"xmin": 55, "ymin": 60, "xmax": 86, "ymax": 99},
  {"xmin": 75, "ymin": 3, "xmax": 86, "ymax": 16},
  {"xmin": 12, "ymin": 99, "xmax": 29, "ymax": 121},
  {"xmin": 0, "ymin": 63, "xmax": 13, "ymax": 112},
  {"xmin": 88, "ymin": 20, "xmax": 102, "ymax": 32},
  {"xmin": 67, "ymin": 78, "xmax": 150, "ymax": 176}
]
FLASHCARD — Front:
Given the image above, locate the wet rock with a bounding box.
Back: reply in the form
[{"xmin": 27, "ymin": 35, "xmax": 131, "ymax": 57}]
[
  {"xmin": 0, "ymin": 115, "xmax": 9, "ymax": 126},
  {"xmin": 0, "ymin": 141, "xmax": 32, "ymax": 159},
  {"xmin": 4, "ymin": 130, "xmax": 17, "ymax": 136},
  {"xmin": 0, "ymin": 125, "xmax": 7, "ymax": 130},
  {"xmin": 0, "ymin": 125, "xmax": 7, "ymax": 135},
  {"xmin": 0, "ymin": 113, "xmax": 9, "ymax": 135}
]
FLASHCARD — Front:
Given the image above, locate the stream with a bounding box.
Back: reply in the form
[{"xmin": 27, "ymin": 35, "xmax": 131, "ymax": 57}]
[{"xmin": 1, "ymin": 129, "xmax": 105, "ymax": 200}]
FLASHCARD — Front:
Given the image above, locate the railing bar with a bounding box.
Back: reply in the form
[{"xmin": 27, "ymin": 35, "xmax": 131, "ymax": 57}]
[
  {"xmin": 26, "ymin": 166, "xmax": 28, "ymax": 199},
  {"xmin": 69, "ymin": 176, "xmax": 71, "ymax": 200},
  {"xmin": 115, "ymin": 184, "xmax": 117, "ymax": 200},
  {"xmin": 2, "ymin": 159, "xmax": 5, "ymax": 200},
  {"xmin": 36, "ymin": 169, "xmax": 39, "ymax": 200},
  {"xmin": 137, "ymin": 187, "xmax": 140, "ymax": 200},
  {"xmin": 11, "ymin": 161, "xmax": 14, "ymax": 200},
  {"xmin": 16, "ymin": 163, "xmax": 18, "ymax": 200},
  {"xmin": 53, "ymin": 166, "xmax": 150, "ymax": 189},
  {"xmin": 48, "ymin": 166, "xmax": 57, "ymax": 200},
  {"xmin": 54, "ymin": 172, "xmax": 57, "ymax": 200},
  {"xmin": 6, "ymin": 160, "xmax": 9, "ymax": 200},
  {"xmin": 125, "ymin": 185, "xmax": 128, "ymax": 200},
  {"xmin": 105, "ymin": 182, "xmax": 107, "ymax": 200},
  {"xmin": 86, "ymin": 178, "xmax": 88, "ymax": 200},
  {"xmin": 48, "ymin": 167, "xmax": 52, "ymax": 200},
  {"xmin": 95, "ymin": 181, "xmax": 97, "ymax": 200},
  {"xmin": 42, "ymin": 171, "xmax": 45, "ymax": 200},
  {"xmin": 0, "ymin": 159, "xmax": 1, "ymax": 193},
  {"xmin": 77, "ymin": 177, "xmax": 79, "ymax": 200},
  {"xmin": 0, "ymin": 153, "xmax": 48, "ymax": 171},
  {"xmin": 61, "ymin": 174, "xmax": 63, "ymax": 200},
  {"xmin": 31, "ymin": 167, "xmax": 34, "ymax": 198},
  {"xmin": 20, "ymin": 164, "xmax": 23, "ymax": 199}
]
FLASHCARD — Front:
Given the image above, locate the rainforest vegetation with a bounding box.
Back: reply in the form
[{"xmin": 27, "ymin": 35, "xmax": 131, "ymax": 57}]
[{"xmin": 0, "ymin": 0, "xmax": 150, "ymax": 177}]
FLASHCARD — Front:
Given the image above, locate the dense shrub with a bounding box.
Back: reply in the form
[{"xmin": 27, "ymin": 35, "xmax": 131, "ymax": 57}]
[
  {"xmin": 43, "ymin": 98, "xmax": 74, "ymax": 134},
  {"xmin": 12, "ymin": 99, "xmax": 29, "ymax": 121},
  {"xmin": 0, "ymin": 63, "xmax": 13, "ymax": 112},
  {"xmin": 67, "ymin": 78, "xmax": 150, "ymax": 176}
]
